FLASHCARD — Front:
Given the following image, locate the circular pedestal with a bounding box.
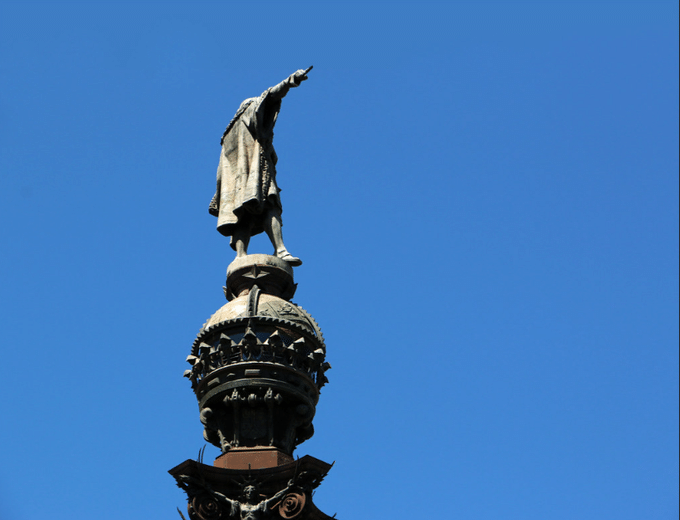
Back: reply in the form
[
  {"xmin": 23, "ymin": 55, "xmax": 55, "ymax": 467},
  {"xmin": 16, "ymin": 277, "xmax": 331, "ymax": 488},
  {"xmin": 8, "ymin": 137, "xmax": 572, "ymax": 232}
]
[{"xmin": 225, "ymin": 254, "xmax": 296, "ymax": 301}]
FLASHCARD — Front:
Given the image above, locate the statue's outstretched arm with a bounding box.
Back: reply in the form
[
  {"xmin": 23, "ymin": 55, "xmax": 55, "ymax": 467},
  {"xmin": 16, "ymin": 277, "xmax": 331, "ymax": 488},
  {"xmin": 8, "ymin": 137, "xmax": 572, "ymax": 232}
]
[
  {"xmin": 213, "ymin": 490, "xmax": 237, "ymax": 511},
  {"xmin": 268, "ymin": 67, "xmax": 312, "ymax": 100},
  {"xmin": 262, "ymin": 479, "xmax": 296, "ymax": 508}
]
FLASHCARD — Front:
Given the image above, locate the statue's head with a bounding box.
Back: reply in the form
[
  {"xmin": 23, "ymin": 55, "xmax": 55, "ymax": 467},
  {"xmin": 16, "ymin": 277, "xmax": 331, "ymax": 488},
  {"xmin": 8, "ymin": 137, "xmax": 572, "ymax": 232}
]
[{"xmin": 243, "ymin": 485, "xmax": 258, "ymax": 502}]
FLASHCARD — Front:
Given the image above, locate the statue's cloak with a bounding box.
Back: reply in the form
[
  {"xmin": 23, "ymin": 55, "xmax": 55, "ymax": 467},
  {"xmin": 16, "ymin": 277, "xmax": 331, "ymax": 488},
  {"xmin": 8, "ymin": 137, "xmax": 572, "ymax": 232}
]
[{"xmin": 210, "ymin": 79, "xmax": 296, "ymax": 245}]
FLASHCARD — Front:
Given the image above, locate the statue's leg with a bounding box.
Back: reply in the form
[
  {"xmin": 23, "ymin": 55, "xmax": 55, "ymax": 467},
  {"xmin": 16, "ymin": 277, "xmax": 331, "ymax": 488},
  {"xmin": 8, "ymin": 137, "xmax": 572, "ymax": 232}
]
[
  {"xmin": 264, "ymin": 206, "xmax": 284, "ymax": 253},
  {"xmin": 233, "ymin": 226, "xmax": 251, "ymax": 258},
  {"xmin": 265, "ymin": 206, "xmax": 302, "ymax": 266}
]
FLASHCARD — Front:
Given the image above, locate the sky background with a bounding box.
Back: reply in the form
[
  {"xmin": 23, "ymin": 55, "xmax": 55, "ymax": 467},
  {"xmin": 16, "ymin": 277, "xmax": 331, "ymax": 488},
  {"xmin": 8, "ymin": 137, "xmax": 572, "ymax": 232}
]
[{"xmin": 0, "ymin": 1, "xmax": 678, "ymax": 519}]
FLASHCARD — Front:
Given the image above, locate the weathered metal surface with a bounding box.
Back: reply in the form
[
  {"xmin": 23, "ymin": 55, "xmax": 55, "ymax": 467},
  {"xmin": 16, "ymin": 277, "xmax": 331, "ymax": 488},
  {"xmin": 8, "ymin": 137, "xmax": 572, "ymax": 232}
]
[
  {"xmin": 209, "ymin": 69, "xmax": 312, "ymax": 265},
  {"xmin": 184, "ymin": 255, "xmax": 330, "ymax": 456},
  {"xmin": 225, "ymin": 254, "xmax": 296, "ymax": 301},
  {"xmin": 170, "ymin": 456, "xmax": 334, "ymax": 520},
  {"xmin": 173, "ymin": 70, "xmax": 335, "ymax": 519}
]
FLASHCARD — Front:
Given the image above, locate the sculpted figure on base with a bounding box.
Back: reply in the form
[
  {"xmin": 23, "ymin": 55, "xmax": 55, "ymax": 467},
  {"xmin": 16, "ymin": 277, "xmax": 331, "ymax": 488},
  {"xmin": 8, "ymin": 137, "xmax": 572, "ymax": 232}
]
[
  {"xmin": 218, "ymin": 481, "xmax": 295, "ymax": 520},
  {"xmin": 209, "ymin": 68, "xmax": 312, "ymax": 266},
  {"xmin": 176, "ymin": 474, "xmax": 301, "ymax": 520}
]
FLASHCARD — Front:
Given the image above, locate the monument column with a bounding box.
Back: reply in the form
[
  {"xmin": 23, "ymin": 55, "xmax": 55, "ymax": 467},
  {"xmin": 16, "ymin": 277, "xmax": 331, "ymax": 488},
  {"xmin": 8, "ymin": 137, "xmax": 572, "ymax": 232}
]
[{"xmin": 169, "ymin": 68, "xmax": 336, "ymax": 520}]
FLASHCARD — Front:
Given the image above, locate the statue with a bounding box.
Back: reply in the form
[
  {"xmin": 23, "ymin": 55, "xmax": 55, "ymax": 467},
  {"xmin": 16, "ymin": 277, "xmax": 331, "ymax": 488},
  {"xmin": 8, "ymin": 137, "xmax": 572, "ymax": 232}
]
[
  {"xmin": 209, "ymin": 68, "xmax": 313, "ymax": 266},
  {"xmin": 175, "ymin": 474, "xmax": 302, "ymax": 520},
  {"xmin": 217, "ymin": 481, "xmax": 296, "ymax": 520}
]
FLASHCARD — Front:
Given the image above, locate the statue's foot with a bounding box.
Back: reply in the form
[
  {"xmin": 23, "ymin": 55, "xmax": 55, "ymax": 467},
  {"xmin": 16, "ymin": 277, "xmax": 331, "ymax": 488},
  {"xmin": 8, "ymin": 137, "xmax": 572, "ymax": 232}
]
[{"xmin": 277, "ymin": 251, "xmax": 303, "ymax": 266}]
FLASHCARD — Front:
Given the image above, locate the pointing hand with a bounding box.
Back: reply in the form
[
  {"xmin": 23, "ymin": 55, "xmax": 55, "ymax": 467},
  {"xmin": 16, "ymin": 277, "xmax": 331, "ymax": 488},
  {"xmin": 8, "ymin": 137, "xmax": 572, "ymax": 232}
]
[{"xmin": 292, "ymin": 66, "xmax": 312, "ymax": 85}]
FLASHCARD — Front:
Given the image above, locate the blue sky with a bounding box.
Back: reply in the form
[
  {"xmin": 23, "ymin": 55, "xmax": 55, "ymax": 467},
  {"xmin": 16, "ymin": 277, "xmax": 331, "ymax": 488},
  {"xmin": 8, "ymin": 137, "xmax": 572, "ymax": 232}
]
[{"xmin": 0, "ymin": 1, "xmax": 677, "ymax": 519}]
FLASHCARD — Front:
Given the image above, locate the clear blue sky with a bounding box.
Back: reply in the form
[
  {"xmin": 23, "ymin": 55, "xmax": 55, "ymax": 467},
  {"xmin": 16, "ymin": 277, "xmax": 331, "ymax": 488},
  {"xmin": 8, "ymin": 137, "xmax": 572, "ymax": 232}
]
[{"xmin": 0, "ymin": 1, "xmax": 677, "ymax": 519}]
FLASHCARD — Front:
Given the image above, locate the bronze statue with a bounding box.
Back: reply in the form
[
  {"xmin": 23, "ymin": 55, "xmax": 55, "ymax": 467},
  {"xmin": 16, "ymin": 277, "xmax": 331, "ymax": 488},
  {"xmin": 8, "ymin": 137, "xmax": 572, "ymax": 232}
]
[
  {"xmin": 217, "ymin": 481, "xmax": 296, "ymax": 520},
  {"xmin": 175, "ymin": 473, "xmax": 303, "ymax": 520},
  {"xmin": 209, "ymin": 68, "xmax": 312, "ymax": 266}
]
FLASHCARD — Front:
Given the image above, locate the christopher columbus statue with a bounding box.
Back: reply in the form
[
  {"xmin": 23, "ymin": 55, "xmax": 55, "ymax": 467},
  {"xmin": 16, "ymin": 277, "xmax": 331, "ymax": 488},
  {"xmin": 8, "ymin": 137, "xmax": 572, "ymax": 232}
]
[{"xmin": 209, "ymin": 68, "xmax": 312, "ymax": 266}]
